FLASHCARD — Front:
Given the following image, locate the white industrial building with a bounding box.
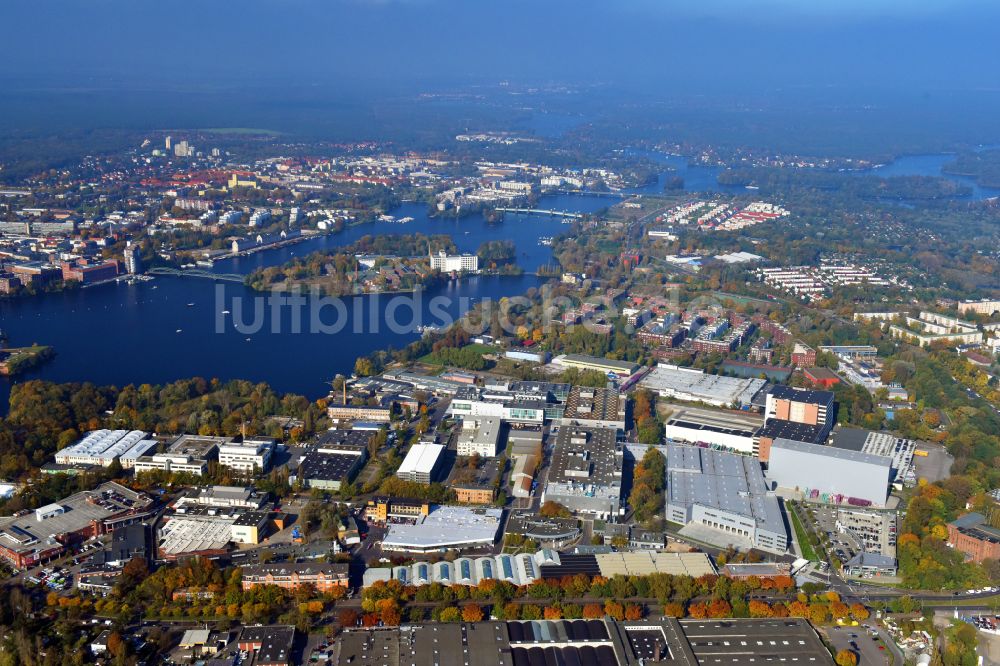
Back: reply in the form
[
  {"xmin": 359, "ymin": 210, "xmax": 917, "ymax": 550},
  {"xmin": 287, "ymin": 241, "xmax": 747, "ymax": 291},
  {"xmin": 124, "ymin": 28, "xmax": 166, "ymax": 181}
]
[
  {"xmin": 828, "ymin": 427, "xmax": 917, "ymax": 488},
  {"xmin": 180, "ymin": 486, "xmax": 267, "ymax": 510},
  {"xmin": 449, "ymin": 386, "xmax": 548, "ymax": 424},
  {"xmin": 363, "ymin": 550, "xmax": 558, "ymax": 588},
  {"xmin": 766, "ymin": 439, "xmax": 892, "ymax": 507},
  {"xmin": 54, "ymin": 430, "xmax": 157, "ymax": 469},
  {"xmin": 665, "ymin": 444, "xmax": 788, "ymax": 554},
  {"xmin": 543, "ymin": 426, "xmax": 623, "ymax": 520},
  {"xmin": 133, "ymin": 435, "xmax": 224, "ymax": 477},
  {"xmin": 380, "ymin": 505, "xmax": 502, "ymax": 553},
  {"xmin": 134, "ymin": 453, "xmax": 208, "ymax": 476},
  {"xmin": 396, "ymin": 443, "xmax": 446, "ymax": 484},
  {"xmin": 217, "ymin": 439, "xmax": 275, "ymax": 474},
  {"xmin": 456, "ymin": 417, "xmax": 503, "ymax": 458},
  {"xmin": 662, "ymin": 407, "xmax": 763, "ymax": 454},
  {"xmin": 639, "ymin": 364, "xmax": 766, "ymax": 408}
]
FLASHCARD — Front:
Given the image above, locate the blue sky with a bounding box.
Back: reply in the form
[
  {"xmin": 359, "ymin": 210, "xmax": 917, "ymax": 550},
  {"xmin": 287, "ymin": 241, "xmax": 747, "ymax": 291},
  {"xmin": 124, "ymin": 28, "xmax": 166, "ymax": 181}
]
[{"xmin": 1, "ymin": 0, "xmax": 997, "ymax": 92}]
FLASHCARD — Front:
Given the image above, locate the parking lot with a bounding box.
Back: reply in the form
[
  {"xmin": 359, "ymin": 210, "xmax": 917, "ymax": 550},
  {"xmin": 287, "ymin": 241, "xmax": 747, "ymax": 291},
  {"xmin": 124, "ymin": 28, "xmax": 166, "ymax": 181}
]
[
  {"xmin": 825, "ymin": 625, "xmax": 890, "ymax": 666},
  {"xmin": 806, "ymin": 505, "xmax": 861, "ymax": 566},
  {"xmin": 912, "ymin": 443, "xmax": 954, "ymax": 484}
]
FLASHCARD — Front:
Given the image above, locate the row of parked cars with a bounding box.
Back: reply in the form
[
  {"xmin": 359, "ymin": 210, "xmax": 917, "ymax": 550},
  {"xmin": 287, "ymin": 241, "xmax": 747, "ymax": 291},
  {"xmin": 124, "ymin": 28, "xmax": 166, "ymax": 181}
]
[
  {"xmin": 968, "ymin": 615, "xmax": 999, "ymax": 632},
  {"xmin": 27, "ymin": 566, "xmax": 70, "ymax": 590}
]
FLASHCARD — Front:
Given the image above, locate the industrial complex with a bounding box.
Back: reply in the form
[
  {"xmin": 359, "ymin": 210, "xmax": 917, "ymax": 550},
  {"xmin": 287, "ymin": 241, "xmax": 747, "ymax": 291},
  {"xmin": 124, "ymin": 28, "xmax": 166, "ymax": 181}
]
[
  {"xmin": 665, "ymin": 444, "xmax": 788, "ymax": 554},
  {"xmin": 766, "ymin": 439, "xmax": 893, "ymax": 507},
  {"xmin": 543, "ymin": 426, "xmax": 624, "ymax": 520},
  {"xmin": 379, "ymin": 505, "xmax": 503, "ymax": 553},
  {"xmin": 639, "ymin": 364, "xmax": 766, "ymax": 408}
]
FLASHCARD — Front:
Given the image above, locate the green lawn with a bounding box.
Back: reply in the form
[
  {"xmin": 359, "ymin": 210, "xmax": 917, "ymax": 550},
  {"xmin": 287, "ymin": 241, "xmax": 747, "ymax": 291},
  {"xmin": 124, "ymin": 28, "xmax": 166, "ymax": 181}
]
[{"xmin": 790, "ymin": 508, "xmax": 820, "ymax": 561}]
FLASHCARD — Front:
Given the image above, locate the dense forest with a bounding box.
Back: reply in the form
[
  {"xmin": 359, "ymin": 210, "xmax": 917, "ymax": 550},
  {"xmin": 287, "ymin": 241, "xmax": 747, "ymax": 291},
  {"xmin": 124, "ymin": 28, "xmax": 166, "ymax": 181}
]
[
  {"xmin": 943, "ymin": 149, "xmax": 1000, "ymax": 188},
  {"xmin": 244, "ymin": 233, "xmax": 457, "ymax": 293}
]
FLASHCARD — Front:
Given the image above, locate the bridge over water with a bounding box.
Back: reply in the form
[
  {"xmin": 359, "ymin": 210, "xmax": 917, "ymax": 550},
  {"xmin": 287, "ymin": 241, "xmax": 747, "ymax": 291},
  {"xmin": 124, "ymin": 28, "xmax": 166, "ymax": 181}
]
[
  {"xmin": 553, "ymin": 189, "xmax": 639, "ymax": 199},
  {"xmin": 495, "ymin": 208, "xmax": 583, "ymax": 219},
  {"xmin": 147, "ymin": 267, "xmax": 245, "ymax": 283}
]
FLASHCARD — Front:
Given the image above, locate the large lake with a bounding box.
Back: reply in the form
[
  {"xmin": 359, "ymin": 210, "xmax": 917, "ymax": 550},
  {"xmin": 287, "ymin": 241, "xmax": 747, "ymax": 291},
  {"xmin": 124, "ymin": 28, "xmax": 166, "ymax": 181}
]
[{"xmin": 0, "ymin": 194, "xmax": 607, "ymax": 409}]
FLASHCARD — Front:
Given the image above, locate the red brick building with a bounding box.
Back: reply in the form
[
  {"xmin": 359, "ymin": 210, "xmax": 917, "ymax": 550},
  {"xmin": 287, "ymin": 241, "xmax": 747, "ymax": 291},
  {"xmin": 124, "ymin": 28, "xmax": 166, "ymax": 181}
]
[
  {"xmin": 947, "ymin": 513, "xmax": 1000, "ymax": 563},
  {"xmin": 0, "ymin": 482, "xmax": 153, "ymax": 569},
  {"xmin": 61, "ymin": 260, "xmax": 119, "ymax": 285},
  {"xmin": 791, "ymin": 342, "xmax": 817, "ymax": 367},
  {"xmin": 803, "ymin": 367, "xmax": 841, "ymax": 389}
]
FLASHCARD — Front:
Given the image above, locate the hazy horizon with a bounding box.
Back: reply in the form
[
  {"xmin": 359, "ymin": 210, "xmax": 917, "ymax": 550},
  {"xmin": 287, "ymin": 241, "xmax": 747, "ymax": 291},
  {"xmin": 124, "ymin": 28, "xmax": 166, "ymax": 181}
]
[
  {"xmin": 1, "ymin": 1, "xmax": 999, "ymax": 156},
  {"xmin": 3, "ymin": 0, "xmax": 999, "ymax": 93}
]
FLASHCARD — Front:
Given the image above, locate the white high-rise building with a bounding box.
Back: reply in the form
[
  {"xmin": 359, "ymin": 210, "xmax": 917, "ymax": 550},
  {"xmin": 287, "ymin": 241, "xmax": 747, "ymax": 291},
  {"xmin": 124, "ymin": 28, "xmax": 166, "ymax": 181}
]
[
  {"xmin": 125, "ymin": 242, "xmax": 142, "ymax": 275},
  {"xmin": 429, "ymin": 249, "xmax": 478, "ymax": 272},
  {"xmin": 249, "ymin": 209, "xmax": 271, "ymax": 227}
]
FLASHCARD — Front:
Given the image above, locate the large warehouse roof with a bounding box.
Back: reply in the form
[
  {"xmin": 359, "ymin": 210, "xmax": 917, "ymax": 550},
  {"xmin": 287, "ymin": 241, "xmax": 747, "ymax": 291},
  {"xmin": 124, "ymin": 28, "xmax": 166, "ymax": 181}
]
[
  {"xmin": 667, "ymin": 444, "xmax": 785, "ymax": 536},
  {"xmin": 771, "ymin": 438, "xmax": 892, "ymax": 466},
  {"xmin": 397, "ymin": 443, "xmax": 445, "ymax": 476},
  {"xmin": 640, "ymin": 364, "xmax": 766, "ymax": 407},
  {"xmin": 380, "ymin": 505, "xmax": 502, "ymax": 551},
  {"xmin": 55, "ymin": 429, "xmax": 156, "ymax": 465}
]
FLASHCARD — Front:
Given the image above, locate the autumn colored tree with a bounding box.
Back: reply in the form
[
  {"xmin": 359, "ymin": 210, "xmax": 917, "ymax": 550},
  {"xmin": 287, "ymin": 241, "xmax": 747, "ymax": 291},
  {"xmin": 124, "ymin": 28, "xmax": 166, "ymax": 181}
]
[
  {"xmin": 539, "ymin": 501, "xmax": 571, "ymax": 518},
  {"xmin": 122, "ymin": 556, "xmax": 150, "ymax": 585},
  {"xmin": 439, "ymin": 607, "xmax": 461, "ymax": 623},
  {"xmin": 835, "ymin": 649, "xmax": 858, "ymax": 666},
  {"xmin": 629, "ymin": 446, "xmax": 666, "ymax": 519},
  {"xmin": 748, "ymin": 600, "xmax": 773, "ymax": 618},
  {"xmin": 688, "ymin": 602, "xmax": 709, "ymax": 619},
  {"xmin": 849, "ymin": 604, "xmax": 869, "ymax": 621},
  {"xmin": 462, "ymin": 603, "xmax": 485, "ymax": 622},
  {"xmin": 361, "ymin": 612, "xmax": 380, "ymax": 627},
  {"xmin": 707, "ymin": 599, "xmax": 732, "ymax": 618},
  {"xmin": 377, "ymin": 599, "xmax": 402, "ymax": 626},
  {"xmin": 543, "ymin": 605, "xmax": 563, "ymax": 620},
  {"xmin": 786, "ymin": 600, "xmax": 809, "ymax": 617},
  {"xmin": 520, "ymin": 605, "xmax": 542, "ymax": 620},
  {"xmin": 478, "ymin": 578, "xmax": 499, "ymax": 596},
  {"xmin": 582, "ymin": 603, "xmax": 605, "ymax": 619},
  {"xmin": 106, "ymin": 632, "xmax": 125, "ymax": 657},
  {"xmin": 771, "ymin": 575, "xmax": 795, "ymax": 591},
  {"xmin": 829, "ymin": 601, "xmax": 850, "ymax": 620},
  {"xmin": 338, "ymin": 608, "xmax": 360, "ymax": 627},
  {"xmin": 624, "ymin": 604, "xmax": 644, "ymax": 621},
  {"xmin": 809, "ymin": 604, "xmax": 829, "ymax": 624},
  {"xmin": 662, "ymin": 602, "xmax": 686, "ymax": 618},
  {"xmin": 604, "ymin": 601, "xmax": 625, "ymax": 621},
  {"xmin": 302, "ymin": 600, "xmax": 324, "ymax": 614}
]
